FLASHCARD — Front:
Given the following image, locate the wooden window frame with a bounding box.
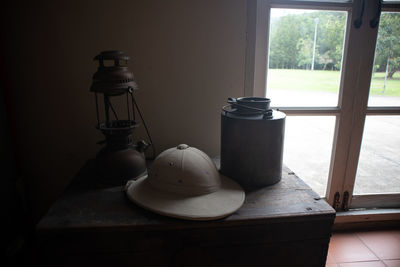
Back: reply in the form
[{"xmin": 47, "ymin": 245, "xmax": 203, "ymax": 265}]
[{"xmin": 245, "ymin": 0, "xmax": 400, "ymax": 223}]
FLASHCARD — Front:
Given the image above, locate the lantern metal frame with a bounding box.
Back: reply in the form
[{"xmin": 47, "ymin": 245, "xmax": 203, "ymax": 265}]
[{"xmin": 90, "ymin": 50, "xmax": 154, "ymax": 184}]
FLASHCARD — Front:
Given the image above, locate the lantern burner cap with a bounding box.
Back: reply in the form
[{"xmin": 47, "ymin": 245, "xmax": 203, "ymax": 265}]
[
  {"xmin": 98, "ymin": 120, "xmax": 138, "ymax": 133},
  {"xmin": 93, "ymin": 50, "xmax": 130, "ymax": 61}
]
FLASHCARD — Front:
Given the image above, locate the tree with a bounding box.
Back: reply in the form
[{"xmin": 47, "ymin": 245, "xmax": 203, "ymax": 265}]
[
  {"xmin": 374, "ymin": 13, "xmax": 400, "ymax": 78},
  {"xmin": 315, "ymin": 12, "xmax": 346, "ymax": 70},
  {"xmin": 269, "ymin": 14, "xmax": 302, "ymax": 69},
  {"xmin": 269, "ymin": 11, "xmax": 346, "ymax": 71},
  {"xmin": 297, "ymin": 38, "xmax": 314, "ymax": 69}
]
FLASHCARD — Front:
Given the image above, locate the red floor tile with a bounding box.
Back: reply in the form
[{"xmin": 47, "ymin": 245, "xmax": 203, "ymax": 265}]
[
  {"xmin": 328, "ymin": 233, "xmax": 379, "ymax": 263},
  {"xmin": 384, "ymin": 259, "xmax": 400, "ymax": 267},
  {"xmin": 326, "ymin": 252, "xmax": 336, "ymax": 264},
  {"xmin": 356, "ymin": 230, "xmax": 400, "ymax": 260},
  {"xmin": 338, "ymin": 261, "xmax": 386, "ymax": 267}
]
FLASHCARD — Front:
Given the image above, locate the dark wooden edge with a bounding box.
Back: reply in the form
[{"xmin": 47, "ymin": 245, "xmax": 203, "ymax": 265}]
[
  {"xmin": 37, "ymin": 212, "xmax": 336, "ymax": 235},
  {"xmin": 333, "ymin": 220, "xmax": 400, "ymax": 231}
]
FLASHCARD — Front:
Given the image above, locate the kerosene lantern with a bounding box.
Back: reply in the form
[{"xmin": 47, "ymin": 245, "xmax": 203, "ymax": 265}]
[{"xmin": 90, "ymin": 50, "xmax": 151, "ymax": 184}]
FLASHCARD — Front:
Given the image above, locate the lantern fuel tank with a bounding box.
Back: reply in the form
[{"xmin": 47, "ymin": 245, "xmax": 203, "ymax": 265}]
[{"xmin": 220, "ymin": 97, "xmax": 286, "ymax": 188}]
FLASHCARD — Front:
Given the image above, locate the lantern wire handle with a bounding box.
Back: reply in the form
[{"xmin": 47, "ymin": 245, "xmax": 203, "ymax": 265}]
[
  {"xmin": 95, "ymin": 92, "xmax": 100, "ymax": 127},
  {"xmin": 129, "ymin": 88, "xmax": 155, "ymax": 159},
  {"xmin": 132, "ymin": 96, "xmax": 136, "ymax": 122},
  {"xmin": 126, "ymin": 92, "xmax": 131, "ymax": 121},
  {"xmin": 108, "ymin": 97, "xmax": 119, "ymax": 121},
  {"xmin": 128, "ymin": 87, "xmax": 135, "ymax": 121},
  {"xmin": 104, "ymin": 96, "xmax": 110, "ymax": 125}
]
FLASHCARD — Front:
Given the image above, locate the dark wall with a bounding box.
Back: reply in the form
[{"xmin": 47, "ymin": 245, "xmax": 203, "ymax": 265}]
[{"xmin": 1, "ymin": 0, "xmax": 246, "ymax": 222}]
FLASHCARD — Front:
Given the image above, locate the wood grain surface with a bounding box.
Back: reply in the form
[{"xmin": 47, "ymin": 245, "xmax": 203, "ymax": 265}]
[
  {"xmin": 35, "ymin": 161, "xmax": 335, "ymax": 267},
  {"xmin": 37, "ymin": 161, "xmax": 335, "ymax": 233}
]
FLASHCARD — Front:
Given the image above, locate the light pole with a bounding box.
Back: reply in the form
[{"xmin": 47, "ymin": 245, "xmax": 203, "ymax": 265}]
[{"xmin": 311, "ymin": 18, "xmax": 319, "ymax": 71}]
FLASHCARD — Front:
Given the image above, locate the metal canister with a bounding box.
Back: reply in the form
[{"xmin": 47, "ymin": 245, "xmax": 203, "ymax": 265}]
[{"xmin": 220, "ymin": 97, "xmax": 286, "ymax": 188}]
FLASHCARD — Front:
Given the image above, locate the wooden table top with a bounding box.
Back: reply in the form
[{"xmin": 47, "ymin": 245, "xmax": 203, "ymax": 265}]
[{"xmin": 37, "ymin": 161, "xmax": 335, "ymax": 233}]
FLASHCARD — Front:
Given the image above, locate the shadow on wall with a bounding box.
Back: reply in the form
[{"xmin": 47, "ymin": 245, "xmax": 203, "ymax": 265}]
[{"xmin": 0, "ymin": 0, "xmax": 247, "ymax": 222}]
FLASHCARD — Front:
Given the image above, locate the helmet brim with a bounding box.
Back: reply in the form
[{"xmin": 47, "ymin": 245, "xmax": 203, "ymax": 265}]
[{"xmin": 125, "ymin": 174, "xmax": 245, "ymax": 221}]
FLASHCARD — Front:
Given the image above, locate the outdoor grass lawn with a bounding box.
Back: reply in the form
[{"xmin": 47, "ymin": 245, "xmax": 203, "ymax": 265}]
[{"xmin": 267, "ymin": 69, "xmax": 400, "ymax": 96}]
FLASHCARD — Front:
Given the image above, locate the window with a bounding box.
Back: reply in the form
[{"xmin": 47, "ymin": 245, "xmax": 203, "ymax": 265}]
[{"xmin": 245, "ymin": 0, "xmax": 400, "ymax": 218}]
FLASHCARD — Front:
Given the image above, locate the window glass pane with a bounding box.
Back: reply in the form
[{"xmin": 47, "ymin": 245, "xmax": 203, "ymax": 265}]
[
  {"xmin": 267, "ymin": 9, "xmax": 347, "ymax": 107},
  {"xmin": 283, "ymin": 116, "xmax": 335, "ymax": 196},
  {"xmin": 368, "ymin": 12, "xmax": 400, "ymax": 107},
  {"xmin": 354, "ymin": 116, "xmax": 400, "ymax": 194}
]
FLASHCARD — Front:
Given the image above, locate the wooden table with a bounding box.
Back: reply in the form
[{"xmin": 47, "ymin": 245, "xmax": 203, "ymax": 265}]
[{"xmin": 36, "ymin": 161, "xmax": 335, "ymax": 267}]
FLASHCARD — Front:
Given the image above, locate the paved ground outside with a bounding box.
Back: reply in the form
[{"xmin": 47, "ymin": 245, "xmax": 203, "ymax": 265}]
[{"xmin": 268, "ymin": 90, "xmax": 400, "ymax": 197}]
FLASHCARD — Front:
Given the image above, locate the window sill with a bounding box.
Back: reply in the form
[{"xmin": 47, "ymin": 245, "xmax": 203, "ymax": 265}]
[{"xmin": 333, "ymin": 208, "xmax": 400, "ymax": 231}]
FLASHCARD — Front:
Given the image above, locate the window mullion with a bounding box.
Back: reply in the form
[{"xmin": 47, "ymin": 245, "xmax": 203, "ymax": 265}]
[
  {"xmin": 325, "ymin": 0, "xmax": 364, "ymax": 206},
  {"xmin": 274, "ymin": 107, "xmax": 341, "ymax": 115},
  {"xmin": 341, "ymin": 0, "xmax": 381, "ymax": 208},
  {"xmin": 245, "ymin": 0, "xmax": 269, "ymax": 97},
  {"xmin": 366, "ymin": 107, "xmax": 400, "ymax": 115},
  {"xmin": 326, "ymin": 0, "xmax": 380, "ymax": 208}
]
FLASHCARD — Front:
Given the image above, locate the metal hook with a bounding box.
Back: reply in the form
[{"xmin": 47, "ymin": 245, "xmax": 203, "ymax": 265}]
[
  {"xmin": 354, "ymin": 0, "xmax": 365, "ymax": 29},
  {"xmin": 370, "ymin": 0, "xmax": 382, "ymax": 29}
]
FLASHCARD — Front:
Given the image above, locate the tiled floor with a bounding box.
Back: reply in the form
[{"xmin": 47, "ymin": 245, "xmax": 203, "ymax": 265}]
[{"xmin": 327, "ymin": 230, "xmax": 400, "ymax": 267}]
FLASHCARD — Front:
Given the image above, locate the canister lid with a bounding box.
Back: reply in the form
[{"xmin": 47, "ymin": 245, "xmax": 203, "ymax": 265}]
[{"xmin": 223, "ymin": 97, "xmax": 273, "ymax": 119}]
